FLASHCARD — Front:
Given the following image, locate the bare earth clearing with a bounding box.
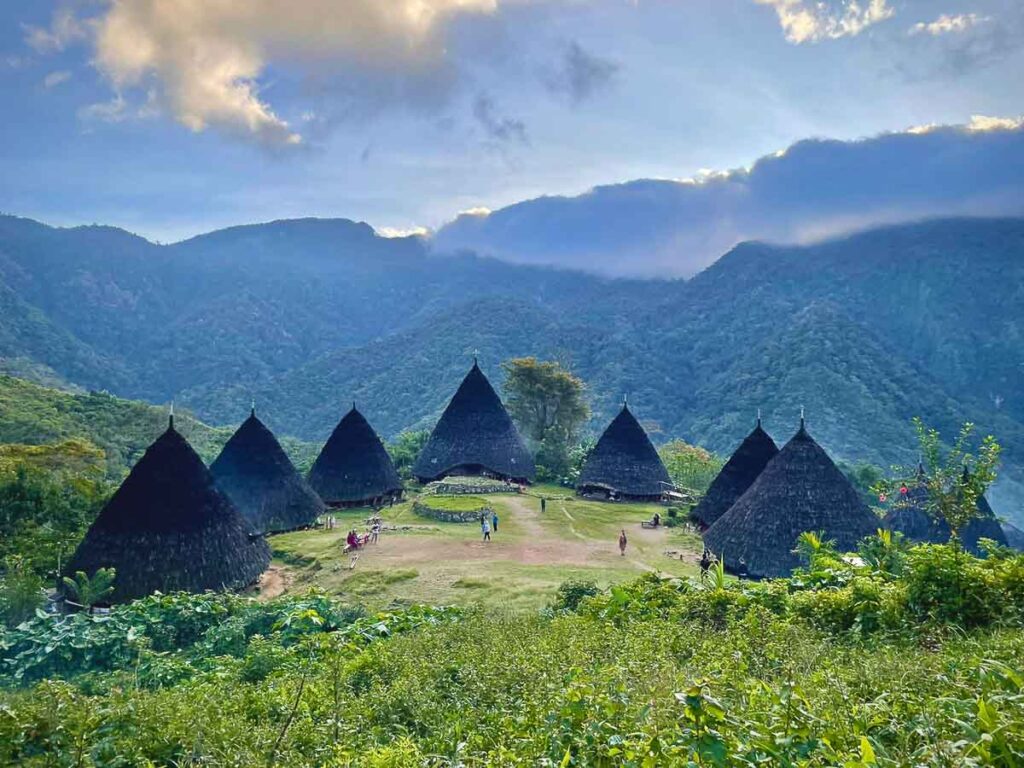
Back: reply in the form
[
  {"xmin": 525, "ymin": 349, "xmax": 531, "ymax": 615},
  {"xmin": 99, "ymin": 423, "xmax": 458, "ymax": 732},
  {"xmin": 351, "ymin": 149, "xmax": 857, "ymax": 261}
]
[{"xmin": 268, "ymin": 486, "xmax": 704, "ymax": 611}]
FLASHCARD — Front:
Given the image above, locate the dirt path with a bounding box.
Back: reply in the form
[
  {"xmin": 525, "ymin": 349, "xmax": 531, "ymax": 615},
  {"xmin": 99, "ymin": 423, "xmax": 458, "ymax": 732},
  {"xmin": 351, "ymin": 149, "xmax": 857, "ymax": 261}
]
[
  {"xmin": 490, "ymin": 494, "xmax": 600, "ymax": 565},
  {"xmin": 255, "ymin": 565, "xmax": 292, "ymax": 600}
]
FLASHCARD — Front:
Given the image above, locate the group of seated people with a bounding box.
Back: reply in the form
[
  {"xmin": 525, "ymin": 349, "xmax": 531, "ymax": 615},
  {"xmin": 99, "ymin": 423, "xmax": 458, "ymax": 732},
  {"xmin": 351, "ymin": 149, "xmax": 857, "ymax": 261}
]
[{"xmin": 344, "ymin": 518, "xmax": 382, "ymax": 552}]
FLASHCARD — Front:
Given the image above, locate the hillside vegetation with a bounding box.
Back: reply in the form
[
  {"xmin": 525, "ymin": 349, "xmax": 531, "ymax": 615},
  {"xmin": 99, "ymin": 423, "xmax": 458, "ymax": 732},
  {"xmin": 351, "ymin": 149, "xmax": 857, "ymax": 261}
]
[
  {"xmin": 2, "ymin": 541, "xmax": 1023, "ymax": 766},
  {"xmin": 0, "ymin": 375, "xmax": 318, "ymax": 478},
  {"xmin": 1, "ymin": 215, "xmax": 1023, "ymax": 516}
]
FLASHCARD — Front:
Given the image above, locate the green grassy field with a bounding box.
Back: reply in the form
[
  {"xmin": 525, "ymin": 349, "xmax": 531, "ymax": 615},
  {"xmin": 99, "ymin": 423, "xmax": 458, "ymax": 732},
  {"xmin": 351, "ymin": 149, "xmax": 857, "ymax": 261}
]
[
  {"xmin": 416, "ymin": 494, "xmax": 489, "ymax": 511},
  {"xmin": 269, "ymin": 484, "xmax": 704, "ymax": 610}
]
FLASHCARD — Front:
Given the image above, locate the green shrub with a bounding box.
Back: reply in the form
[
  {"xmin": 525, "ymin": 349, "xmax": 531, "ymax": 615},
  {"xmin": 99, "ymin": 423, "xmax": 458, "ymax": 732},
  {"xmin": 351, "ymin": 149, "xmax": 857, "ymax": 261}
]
[
  {"xmin": 240, "ymin": 634, "xmax": 292, "ymax": 682},
  {"xmin": 2, "ymin": 547, "xmax": 1024, "ymax": 766},
  {"xmin": 4, "ymin": 607, "xmax": 1023, "ymax": 767},
  {"xmin": 904, "ymin": 544, "xmax": 1001, "ymax": 626},
  {"xmin": 0, "ymin": 556, "xmax": 44, "ymax": 628},
  {"xmin": 550, "ymin": 579, "xmax": 600, "ymax": 612},
  {"xmin": 790, "ymin": 586, "xmax": 858, "ymax": 633}
]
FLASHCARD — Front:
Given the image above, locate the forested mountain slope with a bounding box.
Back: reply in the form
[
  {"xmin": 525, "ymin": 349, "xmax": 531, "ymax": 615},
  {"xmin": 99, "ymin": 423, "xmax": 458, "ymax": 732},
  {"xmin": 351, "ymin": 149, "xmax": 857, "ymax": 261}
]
[
  {"xmin": 0, "ymin": 376, "xmax": 317, "ymax": 478},
  {"xmin": 0, "ymin": 214, "xmax": 1021, "ymax": 516}
]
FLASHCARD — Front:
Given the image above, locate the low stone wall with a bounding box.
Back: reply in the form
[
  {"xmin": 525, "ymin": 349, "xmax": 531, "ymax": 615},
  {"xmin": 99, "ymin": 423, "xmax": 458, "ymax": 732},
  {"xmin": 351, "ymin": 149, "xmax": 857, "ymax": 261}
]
[
  {"xmin": 427, "ymin": 478, "xmax": 519, "ymax": 495},
  {"xmin": 413, "ymin": 501, "xmax": 492, "ymax": 523}
]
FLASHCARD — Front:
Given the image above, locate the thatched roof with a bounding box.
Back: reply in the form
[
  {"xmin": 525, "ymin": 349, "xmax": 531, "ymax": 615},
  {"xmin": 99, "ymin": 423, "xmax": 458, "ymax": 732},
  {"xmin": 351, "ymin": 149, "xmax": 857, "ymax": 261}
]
[
  {"xmin": 65, "ymin": 419, "xmax": 270, "ymax": 603},
  {"xmin": 413, "ymin": 362, "xmax": 534, "ymax": 482},
  {"xmin": 881, "ymin": 465, "xmax": 944, "ymax": 542},
  {"xmin": 1004, "ymin": 522, "xmax": 1024, "ymax": 551},
  {"xmin": 884, "ymin": 466, "xmax": 1006, "ymax": 555},
  {"xmin": 211, "ymin": 409, "xmax": 325, "ymax": 533},
  {"xmin": 703, "ymin": 420, "xmax": 877, "ymax": 579},
  {"xmin": 307, "ymin": 406, "xmax": 402, "ymax": 505},
  {"xmin": 691, "ymin": 418, "xmax": 778, "ymax": 528},
  {"xmin": 576, "ymin": 404, "xmax": 671, "ymax": 498}
]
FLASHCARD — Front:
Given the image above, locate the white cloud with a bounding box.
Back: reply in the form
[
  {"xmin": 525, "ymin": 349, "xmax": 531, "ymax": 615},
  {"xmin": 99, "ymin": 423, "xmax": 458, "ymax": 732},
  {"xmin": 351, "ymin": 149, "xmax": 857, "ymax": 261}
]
[
  {"xmin": 78, "ymin": 94, "xmax": 129, "ymax": 124},
  {"xmin": 23, "ymin": 8, "xmax": 87, "ymax": 53},
  {"xmin": 376, "ymin": 225, "xmax": 431, "ymax": 238},
  {"xmin": 75, "ymin": 0, "xmax": 506, "ymax": 147},
  {"xmin": 909, "ymin": 13, "xmax": 990, "ymax": 37},
  {"xmin": 967, "ymin": 114, "xmax": 1024, "ymax": 132},
  {"xmin": 43, "ymin": 70, "xmax": 73, "ymax": 89},
  {"xmin": 906, "ymin": 114, "xmax": 1024, "ymax": 135},
  {"xmin": 755, "ymin": 0, "xmax": 894, "ymax": 44}
]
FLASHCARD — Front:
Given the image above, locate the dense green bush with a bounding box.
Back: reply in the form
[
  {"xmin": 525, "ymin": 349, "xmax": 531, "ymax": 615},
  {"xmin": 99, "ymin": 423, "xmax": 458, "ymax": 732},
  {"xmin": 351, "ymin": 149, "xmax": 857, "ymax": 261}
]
[
  {"xmin": 578, "ymin": 538, "xmax": 1024, "ymax": 637},
  {"xmin": 551, "ymin": 579, "xmax": 600, "ymax": 612},
  {"xmin": 0, "ymin": 464, "xmax": 109, "ymax": 578},
  {"xmin": 2, "ymin": 601, "xmax": 1022, "ymax": 766},
  {"xmin": 2, "ymin": 543, "xmax": 1024, "ymax": 765},
  {"xmin": 0, "ymin": 556, "xmax": 44, "ymax": 628},
  {"xmin": 0, "ymin": 589, "xmax": 373, "ymax": 686}
]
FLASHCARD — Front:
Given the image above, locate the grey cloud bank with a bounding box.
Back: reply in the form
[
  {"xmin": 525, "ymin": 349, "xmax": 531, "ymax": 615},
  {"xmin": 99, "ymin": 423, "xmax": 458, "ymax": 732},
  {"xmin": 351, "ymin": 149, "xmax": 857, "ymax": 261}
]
[{"xmin": 432, "ymin": 120, "xmax": 1024, "ymax": 277}]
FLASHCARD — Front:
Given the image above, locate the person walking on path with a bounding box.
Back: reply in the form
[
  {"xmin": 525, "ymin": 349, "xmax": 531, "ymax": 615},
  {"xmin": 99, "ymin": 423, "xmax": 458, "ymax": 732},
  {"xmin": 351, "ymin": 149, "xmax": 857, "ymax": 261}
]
[
  {"xmin": 482, "ymin": 516, "xmax": 492, "ymax": 542},
  {"xmin": 618, "ymin": 529, "xmax": 628, "ymax": 556},
  {"xmin": 540, "ymin": 497, "xmax": 547, "ymax": 514},
  {"xmin": 492, "ymin": 511, "xmax": 499, "ymax": 533}
]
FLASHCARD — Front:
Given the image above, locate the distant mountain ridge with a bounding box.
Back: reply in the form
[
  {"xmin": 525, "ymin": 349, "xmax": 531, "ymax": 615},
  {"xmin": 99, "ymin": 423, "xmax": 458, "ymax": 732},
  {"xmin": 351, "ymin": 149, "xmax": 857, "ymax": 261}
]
[{"xmin": 0, "ymin": 213, "xmax": 1022, "ymax": 520}]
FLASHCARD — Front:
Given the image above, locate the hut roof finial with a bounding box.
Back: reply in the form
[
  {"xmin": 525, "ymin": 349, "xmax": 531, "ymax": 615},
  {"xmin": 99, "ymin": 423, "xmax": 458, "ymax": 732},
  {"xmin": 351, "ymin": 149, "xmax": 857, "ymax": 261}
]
[
  {"xmin": 799, "ymin": 405, "xmax": 805, "ymax": 430},
  {"xmin": 757, "ymin": 407, "xmax": 762, "ymax": 426},
  {"xmin": 250, "ymin": 398, "xmax": 256, "ymax": 418}
]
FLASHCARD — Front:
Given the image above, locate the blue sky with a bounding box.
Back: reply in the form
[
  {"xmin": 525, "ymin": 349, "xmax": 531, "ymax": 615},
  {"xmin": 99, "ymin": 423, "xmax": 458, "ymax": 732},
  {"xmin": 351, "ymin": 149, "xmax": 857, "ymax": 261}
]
[{"xmin": 1, "ymin": 0, "xmax": 1023, "ymax": 249}]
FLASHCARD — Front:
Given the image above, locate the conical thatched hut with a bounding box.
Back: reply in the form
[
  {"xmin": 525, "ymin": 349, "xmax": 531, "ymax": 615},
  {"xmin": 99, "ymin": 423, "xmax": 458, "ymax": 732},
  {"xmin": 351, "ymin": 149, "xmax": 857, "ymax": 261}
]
[
  {"xmin": 210, "ymin": 408, "xmax": 325, "ymax": 533},
  {"xmin": 882, "ymin": 467, "xmax": 945, "ymax": 544},
  {"xmin": 1003, "ymin": 522, "xmax": 1024, "ymax": 552},
  {"xmin": 576, "ymin": 403, "xmax": 672, "ymax": 501},
  {"xmin": 691, "ymin": 417, "xmax": 778, "ymax": 529},
  {"xmin": 308, "ymin": 405, "xmax": 403, "ymax": 507},
  {"xmin": 703, "ymin": 419, "xmax": 877, "ymax": 579},
  {"xmin": 65, "ymin": 417, "xmax": 271, "ymax": 603},
  {"xmin": 413, "ymin": 361, "xmax": 535, "ymax": 483},
  {"xmin": 884, "ymin": 466, "xmax": 1007, "ymax": 555},
  {"xmin": 971, "ymin": 481, "xmax": 1009, "ymax": 552}
]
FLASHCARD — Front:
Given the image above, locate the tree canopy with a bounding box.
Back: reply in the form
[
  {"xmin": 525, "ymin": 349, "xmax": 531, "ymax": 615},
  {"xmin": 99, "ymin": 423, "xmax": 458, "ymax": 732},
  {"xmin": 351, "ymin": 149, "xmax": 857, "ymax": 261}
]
[{"xmin": 501, "ymin": 357, "xmax": 589, "ymax": 481}]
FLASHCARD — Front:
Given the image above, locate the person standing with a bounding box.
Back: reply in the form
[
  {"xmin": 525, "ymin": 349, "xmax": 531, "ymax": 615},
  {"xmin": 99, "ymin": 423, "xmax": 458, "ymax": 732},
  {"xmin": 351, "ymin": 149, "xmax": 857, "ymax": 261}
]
[
  {"xmin": 492, "ymin": 511, "xmax": 499, "ymax": 533},
  {"xmin": 482, "ymin": 516, "xmax": 492, "ymax": 542},
  {"xmin": 541, "ymin": 497, "xmax": 547, "ymax": 514},
  {"xmin": 700, "ymin": 548, "xmax": 712, "ymax": 580},
  {"xmin": 618, "ymin": 529, "xmax": 628, "ymax": 556}
]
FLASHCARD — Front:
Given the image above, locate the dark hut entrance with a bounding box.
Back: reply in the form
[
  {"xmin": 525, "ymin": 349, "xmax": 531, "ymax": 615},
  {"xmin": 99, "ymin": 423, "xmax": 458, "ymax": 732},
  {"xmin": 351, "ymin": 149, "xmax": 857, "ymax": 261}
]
[
  {"xmin": 308, "ymin": 406, "xmax": 404, "ymax": 508},
  {"xmin": 413, "ymin": 361, "xmax": 535, "ymax": 484},
  {"xmin": 211, "ymin": 407, "xmax": 325, "ymax": 533},
  {"xmin": 63, "ymin": 417, "xmax": 271, "ymax": 604},
  {"xmin": 703, "ymin": 418, "xmax": 877, "ymax": 579},
  {"xmin": 691, "ymin": 416, "xmax": 778, "ymax": 530}
]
